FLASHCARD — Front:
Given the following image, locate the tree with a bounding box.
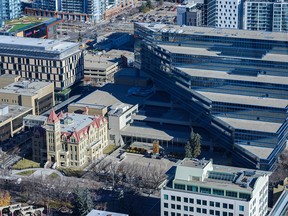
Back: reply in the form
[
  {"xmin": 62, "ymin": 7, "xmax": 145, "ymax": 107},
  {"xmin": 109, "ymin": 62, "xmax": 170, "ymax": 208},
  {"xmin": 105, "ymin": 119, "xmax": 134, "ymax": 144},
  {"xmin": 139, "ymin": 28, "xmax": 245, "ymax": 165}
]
[
  {"xmin": 185, "ymin": 141, "xmax": 192, "ymax": 158},
  {"xmin": 146, "ymin": 0, "xmax": 153, "ymax": 9},
  {"xmin": 74, "ymin": 187, "xmax": 94, "ymax": 216},
  {"xmin": 78, "ymin": 32, "xmax": 83, "ymax": 42},
  {"xmin": 159, "ymin": 0, "xmax": 163, "ymax": 6},
  {"xmin": 0, "ymin": 190, "xmax": 10, "ymax": 206},
  {"xmin": 153, "ymin": 140, "xmax": 160, "ymax": 154},
  {"xmin": 192, "ymin": 133, "xmax": 201, "ymax": 158},
  {"xmin": 139, "ymin": 3, "xmax": 146, "ymax": 12},
  {"xmin": 187, "ymin": 128, "xmax": 202, "ymax": 158}
]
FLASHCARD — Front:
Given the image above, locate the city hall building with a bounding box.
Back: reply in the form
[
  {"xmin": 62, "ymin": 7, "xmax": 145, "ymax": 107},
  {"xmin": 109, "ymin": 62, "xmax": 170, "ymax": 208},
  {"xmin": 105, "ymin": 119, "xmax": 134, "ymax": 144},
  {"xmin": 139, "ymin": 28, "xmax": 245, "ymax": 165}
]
[
  {"xmin": 32, "ymin": 108, "xmax": 109, "ymax": 167},
  {"xmin": 0, "ymin": 36, "xmax": 84, "ymax": 90},
  {"xmin": 134, "ymin": 22, "xmax": 288, "ymax": 170}
]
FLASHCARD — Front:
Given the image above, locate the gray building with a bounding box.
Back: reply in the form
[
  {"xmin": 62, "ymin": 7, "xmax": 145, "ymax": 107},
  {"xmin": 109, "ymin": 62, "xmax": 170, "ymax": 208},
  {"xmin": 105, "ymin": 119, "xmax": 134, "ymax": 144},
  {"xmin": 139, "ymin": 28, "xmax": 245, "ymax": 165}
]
[
  {"xmin": 0, "ymin": 36, "xmax": 84, "ymax": 90},
  {"xmin": 243, "ymin": 0, "xmax": 288, "ymax": 32},
  {"xmin": 177, "ymin": 3, "xmax": 203, "ymax": 26}
]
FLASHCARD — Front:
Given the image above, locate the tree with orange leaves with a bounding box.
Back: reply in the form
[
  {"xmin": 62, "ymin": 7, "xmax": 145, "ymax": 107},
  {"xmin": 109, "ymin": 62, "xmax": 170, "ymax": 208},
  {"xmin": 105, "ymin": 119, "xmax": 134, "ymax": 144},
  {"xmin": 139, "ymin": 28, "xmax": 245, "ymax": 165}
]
[{"xmin": 0, "ymin": 190, "xmax": 10, "ymax": 207}]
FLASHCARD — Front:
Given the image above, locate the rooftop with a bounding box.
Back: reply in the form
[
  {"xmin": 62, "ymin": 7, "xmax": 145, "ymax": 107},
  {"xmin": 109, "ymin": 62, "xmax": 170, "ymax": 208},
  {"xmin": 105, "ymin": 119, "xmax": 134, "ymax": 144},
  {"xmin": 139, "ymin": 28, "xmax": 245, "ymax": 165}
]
[
  {"xmin": 0, "ymin": 35, "xmax": 79, "ymax": 53},
  {"xmin": 59, "ymin": 113, "xmax": 97, "ymax": 133},
  {"xmin": 0, "ymin": 80, "xmax": 53, "ymax": 96},
  {"xmin": 178, "ymin": 67, "xmax": 288, "ymax": 86},
  {"xmin": 216, "ymin": 116, "xmax": 282, "ymax": 133},
  {"xmin": 159, "ymin": 44, "xmax": 287, "ymax": 62},
  {"xmin": 174, "ymin": 158, "xmax": 270, "ymax": 193},
  {"xmin": 136, "ymin": 22, "xmax": 288, "ymax": 42},
  {"xmin": 87, "ymin": 210, "xmax": 128, "ymax": 216},
  {"xmin": 0, "ymin": 104, "xmax": 32, "ymax": 123},
  {"xmin": 197, "ymin": 91, "xmax": 288, "ymax": 109}
]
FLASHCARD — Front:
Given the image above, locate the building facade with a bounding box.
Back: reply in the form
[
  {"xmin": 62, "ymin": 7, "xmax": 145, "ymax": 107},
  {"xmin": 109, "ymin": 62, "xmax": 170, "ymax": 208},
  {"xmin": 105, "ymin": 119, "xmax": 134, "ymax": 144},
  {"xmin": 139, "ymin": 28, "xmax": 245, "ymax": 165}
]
[
  {"xmin": 32, "ymin": 108, "xmax": 108, "ymax": 167},
  {"xmin": 243, "ymin": 0, "xmax": 288, "ymax": 32},
  {"xmin": 0, "ymin": 0, "xmax": 21, "ymax": 25},
  {"xmin": 0, "ymin": 104, "xmax": 32, "ymax": 142},
  {"xmin": 206, "ymin": 0, "xmax": 243, "ymax": 28},
  {"xmin": 28, "ymin": 0, "xmax": 107, "ymax": 22},
  {"xmin": 243, "ymin": 0, "xmax": 274, "ymax": 31},
  {"xmin": 0, "ymin": 35, "xmax": 84, "ymax": 90},
  {"xmin": 161, "ymin": 158, "xmax": 269, "ymax": 216},
  {"xmin": 134, "ymin": 22, "xmax": 288, "ymax": 170},
  {"xmin": 0, "ymin": 80, "xmax": 54, "ymax": 115}
]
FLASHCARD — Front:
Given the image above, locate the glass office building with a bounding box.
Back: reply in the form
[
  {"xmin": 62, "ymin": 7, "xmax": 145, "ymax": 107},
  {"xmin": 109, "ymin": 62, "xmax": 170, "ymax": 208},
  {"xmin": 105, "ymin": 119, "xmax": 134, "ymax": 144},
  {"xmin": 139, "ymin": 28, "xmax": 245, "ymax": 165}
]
[{"xmin": 134, "ymin": 22, "xmax": 288, "ymax": 170}]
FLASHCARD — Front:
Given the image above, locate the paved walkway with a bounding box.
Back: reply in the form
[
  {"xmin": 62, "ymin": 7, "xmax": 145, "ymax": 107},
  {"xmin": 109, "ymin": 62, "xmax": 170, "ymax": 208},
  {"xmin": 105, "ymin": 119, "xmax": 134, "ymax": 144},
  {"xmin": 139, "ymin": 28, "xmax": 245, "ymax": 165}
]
[{"xmin": 12, "ymin": 168, "xmax": 64, "ymax": 179}]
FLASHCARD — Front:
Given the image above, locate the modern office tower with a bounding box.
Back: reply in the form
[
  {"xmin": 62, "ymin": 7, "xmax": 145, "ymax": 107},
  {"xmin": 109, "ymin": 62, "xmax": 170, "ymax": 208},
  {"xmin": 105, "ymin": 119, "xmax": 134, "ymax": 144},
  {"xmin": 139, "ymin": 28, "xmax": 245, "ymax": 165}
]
[
  {"xmin": 134, "ymin": 23, "xmax": 288, "ymax": 170},
  {"xmin": 0, "ymin": 35, "xmax": 84, "ymax": 90},
  {"xmin": 0, "ymin": 0, "xmax": 21, "ymax": 25},
  {"xmin": 32, "ymin": 108, "xmax": 108, "ymax": 167},
  {"xmin": 161, "ymin": 158, "xmax": 270, "ymax": 216},
  {"xmin": 31, "ymin": 0, "xmax": 60, "ymax": 11},
  {"xmin": 243, "ymin": 0, "xmax": 288, "ymax": 32},
  {"xmin": 27, "ymin": 0, "xmax": 106, "ymax": 22},
  {"xmin": 206, "ymin": 0, "xmax": 243, "ymax": 28}
]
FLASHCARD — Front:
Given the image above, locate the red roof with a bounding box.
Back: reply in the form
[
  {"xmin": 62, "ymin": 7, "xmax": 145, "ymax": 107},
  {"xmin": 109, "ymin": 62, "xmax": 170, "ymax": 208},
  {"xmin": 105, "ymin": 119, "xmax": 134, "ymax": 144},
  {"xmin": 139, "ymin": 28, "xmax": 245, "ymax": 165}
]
[{"xmin": 47, "ymin": 108, "xmax": 59, "ymax": 124}]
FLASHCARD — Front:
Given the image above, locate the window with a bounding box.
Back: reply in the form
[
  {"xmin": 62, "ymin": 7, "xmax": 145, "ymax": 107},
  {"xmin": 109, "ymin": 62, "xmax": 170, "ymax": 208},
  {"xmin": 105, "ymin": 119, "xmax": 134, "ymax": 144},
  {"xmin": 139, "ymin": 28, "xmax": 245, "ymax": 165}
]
[
  {"xmin": 210, "ymin": 209, "xmax": 214, "ymax": 215},
  {"xmin": 197, "ymin": 208, "xmax": 201, "ymax": 213},
  {"xmin": 187, "ymin": 185, "xmax": 198, "ymax": 192},
  {"xmin": 239, "ymin": 205, "xmax": 244, "ymax": 211},
  {"xmin": 177, "ymin": 196, "xmax": 181, "ymax": 202},
  {"xmin": 216, "ymin": 202, "xmax": 220, "ymax": 207},
  {"xmin": 197, "ymin": 199, "xmax": 201, "ymax": 205},
  {"xmin": 164, "ymin": 211, "xmax": 168, "ymax": 216},
  {"xmin": 189, "ymin": 198, "xmax": 194, "ymax": 204},
  {"xmin": 176, "ymin": 213, "xmax": 181, "ymax": 216},
  {"xmin": 226, "ymin": 191, "xmax": 237, "ymax": 198},
  {"xmin": 174, "ymin": 183, "xmax": 185, "ymax": 190},
  {"xmin": 164, "ymin": 203, "xmax": 168, "ymax": 208},
  {"xmin": 210, "ymin": 201, "xmax": 214, "ymax": 207},
  {"xmin": 189, "ymin": 206, "xmax": 194, "ymax": 212},
  {"xmin": 215, "ymin": 211, "xmax": 220, "ymax": 216},
  {"xmin": 200, "ymin": 187, "xmax": 211, "ymax": 194},
  {"xmin": 184, "ymin": 206, "xmax": 188, "ymax": 211},
  {"xmin": 239, "ymin": 193, "xmax": 251, "ymax": 200},
  {"xmin": 171, "ymin": 195, "xmax": 175, "ymax": 201},
  {"xmin": 177, "ymin": 205, "xmax": 181, "ymax": 210},
  {"xmin": 229, "ymin": 204, "xmax": 233, "ymax": 209},
  {"xmin": 171, "ymin": 204, "xmax": 175, "ymax": 209},
  {"xmin": 171, "ymin": 213, "xmax": 175, "ymax": 216},
  {"xmin": 213, "ymin": 189, "xmax": 224, "ymax": 196},
  {"xmin": 223, "ymin": 203, "xmax": 227, "ymax": 209},
  {"xmin": 203, "ymin": 200, "xmax": 207, "ymax": 206},
  {"xmin": 184, "ymin": 197, "xmax": 188, "ymax": 203},
  {"xmin": 223, "ymin": 212, "xmax": 227, "ymax": 216},
  {"xmin": 229, "ymin": 213, "xmax": 233, "ymax": 216},
  {"xmin": 202, "ymin": 209, "xmax": 207, "ymax": 214},
  {"xmin": 164, "ymin": 194, "xmax": 168, "ymax": 200}
]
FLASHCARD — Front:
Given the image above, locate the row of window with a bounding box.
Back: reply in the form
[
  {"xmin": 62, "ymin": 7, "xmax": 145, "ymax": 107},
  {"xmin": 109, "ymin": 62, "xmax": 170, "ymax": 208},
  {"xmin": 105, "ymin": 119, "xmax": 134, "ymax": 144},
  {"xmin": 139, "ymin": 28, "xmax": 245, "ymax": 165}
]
[
  {"xmin": 172, "ymin": 184, "xmax": 251, "ymax": 200},
  {"xmin": 163, "ymin": 211, "xmax": 245, "ymax": 216}
]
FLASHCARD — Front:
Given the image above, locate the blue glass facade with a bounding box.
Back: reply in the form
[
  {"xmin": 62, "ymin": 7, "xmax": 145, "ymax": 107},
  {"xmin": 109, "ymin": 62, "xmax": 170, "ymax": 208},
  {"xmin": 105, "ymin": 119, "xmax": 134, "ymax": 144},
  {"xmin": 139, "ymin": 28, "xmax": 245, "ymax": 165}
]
[{"xmin": 135, "ymin": 23, "xmax": 288, "ymax": 170}]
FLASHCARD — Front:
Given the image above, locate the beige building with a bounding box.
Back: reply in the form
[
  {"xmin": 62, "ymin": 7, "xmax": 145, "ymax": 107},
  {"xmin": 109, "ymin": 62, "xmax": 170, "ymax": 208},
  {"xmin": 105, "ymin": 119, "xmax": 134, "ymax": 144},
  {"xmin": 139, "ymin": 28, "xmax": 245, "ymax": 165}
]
[
  {"xmin": 84, "ymin": 50, "xmax": 134, "ymax": 84},
  {"xmin": 0, "ymin": 104, "xmax": 33, "ymax": 142},
  {"xmin": 0, "ymin": 74, "xmax": 21, "ymax": 88},
  {"xmin": 0, "ymin": 80, "xmax": 54, "ymax": 115},
  {"xmin": 32, "ymin": 108, "xmax": 109, "ymax": 168},
  {"xmin": 0, "ymin": 35, "xmax": 84, "ymax": 90}
]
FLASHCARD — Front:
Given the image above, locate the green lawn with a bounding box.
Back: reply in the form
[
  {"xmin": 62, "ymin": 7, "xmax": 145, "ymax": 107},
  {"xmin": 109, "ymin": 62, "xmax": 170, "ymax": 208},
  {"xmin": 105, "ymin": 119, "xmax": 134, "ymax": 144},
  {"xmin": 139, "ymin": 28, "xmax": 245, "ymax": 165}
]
[
  {"xmin": 8, "ymin": 23, "xmax": 34, "ymax": 32},
  {"xmin": 49, "ymin": 172, "xmax": 60, "ymax": 179},
  {"xmin": 103, "ymin": 144, "xmax": 117, "ymax": 154},
  {"xmin": 13, "ymin": 159, "xmax": 40, "ymax": 170},
  {"xmin": 17, "ymin": 170, "xmax": 36, "ymax": 176}
]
